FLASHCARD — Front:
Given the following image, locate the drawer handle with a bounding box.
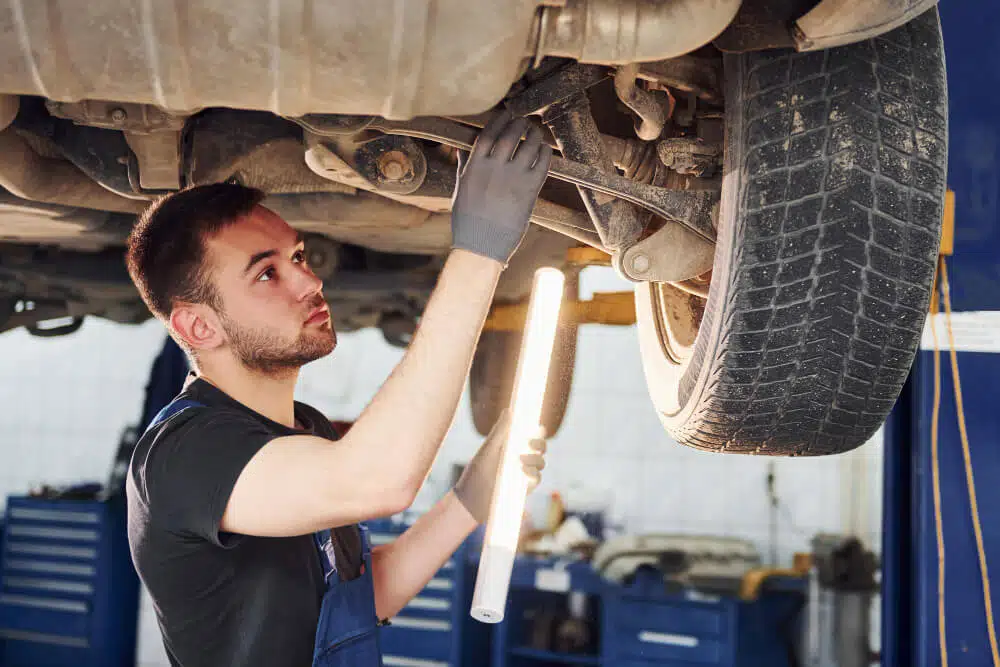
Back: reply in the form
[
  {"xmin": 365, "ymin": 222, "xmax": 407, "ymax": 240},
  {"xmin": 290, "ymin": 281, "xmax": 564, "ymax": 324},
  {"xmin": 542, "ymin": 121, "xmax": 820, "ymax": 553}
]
[
  {"xmin": 6, "ymin": 542, "xmax": 97, "ymax": 560},
  {"xmin": 0, "ymin": 629, "xmax": 89, "ymax": 648},
  {"xmin": 388, "ymin": 616, "xmax": 452, "ymax": 632},
  {"xmin": 9, "ymin": 508, "xmax": 100, "ymax": 524},
  {"xmin": 3, "ymin": 576, "xmax": 94, "ymax": 595},
  {"xmin": 383, "ymin": 656, "xmax": 448, "ymax": 667},
  {"xmin": 424, "ymin": 577, "xmax": 453, "ymax": 592},
  {"xmin": 406, "ymin": 596, "xmax": 450, "ymax": 611},
  {"xmin": 4, "ymin": 559, "xmax": 96, "ymax": 577},
  {"xmin": 8, "ymin": 526, "xmax": 98, "ymax": 542},
  {"xmin": 638, "ymin": 631, "xmax": 699, "ymax": 648},
  {"xmin": 0, "ymin": 594, "xmax": 88, "ymax": 613}
]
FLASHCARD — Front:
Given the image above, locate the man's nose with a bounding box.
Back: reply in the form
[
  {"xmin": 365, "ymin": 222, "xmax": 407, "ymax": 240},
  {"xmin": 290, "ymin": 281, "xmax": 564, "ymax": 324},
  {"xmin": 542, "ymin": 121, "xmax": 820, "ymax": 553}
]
[{"xmin": 293, "ymin": 264, "xmax": 324, "ymax": 301}]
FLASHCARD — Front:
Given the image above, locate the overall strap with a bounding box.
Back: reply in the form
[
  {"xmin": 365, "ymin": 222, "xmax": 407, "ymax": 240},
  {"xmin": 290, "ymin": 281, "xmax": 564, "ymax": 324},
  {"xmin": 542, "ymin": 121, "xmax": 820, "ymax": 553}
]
[
  {"xmin": 314, "ymin": 529, "xmax": 338, "ymax": 583},
  {"xmin": 144, "ymin": 399, "xmax": 207, "ymax": 434},
  {"xmin": 358, "ymin": 523, "xmax": 372, "ymax": 559}
]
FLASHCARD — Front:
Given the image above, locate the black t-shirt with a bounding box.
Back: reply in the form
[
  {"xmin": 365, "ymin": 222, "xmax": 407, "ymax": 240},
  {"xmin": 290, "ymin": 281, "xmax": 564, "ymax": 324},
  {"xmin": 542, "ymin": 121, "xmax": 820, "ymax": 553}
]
[{"xmin": 126, "ymin": 376, "xmax": 352, "ymax": 667}]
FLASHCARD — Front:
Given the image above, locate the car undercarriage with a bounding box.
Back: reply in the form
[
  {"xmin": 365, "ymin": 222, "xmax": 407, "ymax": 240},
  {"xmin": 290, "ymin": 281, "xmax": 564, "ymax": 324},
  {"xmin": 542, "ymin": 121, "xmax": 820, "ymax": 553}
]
[{"xmin": 0, "ymin": 0, "xmax": 947, "ymax": 455}]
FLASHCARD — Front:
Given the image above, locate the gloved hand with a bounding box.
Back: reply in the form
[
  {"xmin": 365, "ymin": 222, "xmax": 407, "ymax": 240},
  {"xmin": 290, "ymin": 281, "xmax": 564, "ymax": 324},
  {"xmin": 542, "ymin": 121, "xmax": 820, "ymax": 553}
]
[
  {"xmin": 453, "ymin": 409, "xmax": 547, "ymax": 524},
  {"xmin": 450, "ymin": 109, "xmax": 554, "ymax": 266}
]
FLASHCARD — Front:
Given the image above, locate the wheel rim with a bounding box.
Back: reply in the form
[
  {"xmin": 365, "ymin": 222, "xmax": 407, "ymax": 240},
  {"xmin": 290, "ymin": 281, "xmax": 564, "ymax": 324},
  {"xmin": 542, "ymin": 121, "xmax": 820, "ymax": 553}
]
[
  {"xmin": 649, "ymin": 279, "xmax": 707, "ymax": 365},
  {"xmin": 634, "ymin": 269, "xmax": 714, "ymax": 419}
]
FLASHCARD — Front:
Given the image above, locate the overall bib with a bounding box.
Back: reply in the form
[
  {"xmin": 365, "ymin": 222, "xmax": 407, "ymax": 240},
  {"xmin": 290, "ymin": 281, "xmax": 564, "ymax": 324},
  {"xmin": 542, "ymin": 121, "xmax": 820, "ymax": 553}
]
[{"xmin": 144, "ymin": 399, "xmax": 384, "ymax": 667}]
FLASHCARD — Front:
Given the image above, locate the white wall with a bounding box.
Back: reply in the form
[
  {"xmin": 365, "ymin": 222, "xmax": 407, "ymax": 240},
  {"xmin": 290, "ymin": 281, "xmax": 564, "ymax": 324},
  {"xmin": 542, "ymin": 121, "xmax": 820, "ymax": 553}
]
[{"xmin": 0, "ymin": 267, "xmax": 883, "ymax": 666}]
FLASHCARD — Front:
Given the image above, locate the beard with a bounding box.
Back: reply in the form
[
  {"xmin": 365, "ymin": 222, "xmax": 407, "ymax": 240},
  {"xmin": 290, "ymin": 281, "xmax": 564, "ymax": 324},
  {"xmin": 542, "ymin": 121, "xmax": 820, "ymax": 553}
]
[{"xmin": 218, "ymin": 297, "xmax": 336, "ymax": 375}]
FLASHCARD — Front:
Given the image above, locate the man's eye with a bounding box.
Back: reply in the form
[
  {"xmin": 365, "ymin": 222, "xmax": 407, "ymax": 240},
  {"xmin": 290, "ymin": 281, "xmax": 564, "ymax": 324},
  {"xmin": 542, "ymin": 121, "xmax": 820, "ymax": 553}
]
[
  {"xmin": 293, "ymin": 250, "xmax": 306, "ymax": 264},
  {"xmin": 256, "ymin": 267, "xmax": 275, "ymax": 282}
]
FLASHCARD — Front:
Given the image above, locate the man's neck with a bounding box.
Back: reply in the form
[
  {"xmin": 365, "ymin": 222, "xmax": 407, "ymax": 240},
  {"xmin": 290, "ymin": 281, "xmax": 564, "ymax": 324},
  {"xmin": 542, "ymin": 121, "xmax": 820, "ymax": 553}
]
[{"xmin": 196, "ymin": 363, "xmax": 300, "ymax": 429}]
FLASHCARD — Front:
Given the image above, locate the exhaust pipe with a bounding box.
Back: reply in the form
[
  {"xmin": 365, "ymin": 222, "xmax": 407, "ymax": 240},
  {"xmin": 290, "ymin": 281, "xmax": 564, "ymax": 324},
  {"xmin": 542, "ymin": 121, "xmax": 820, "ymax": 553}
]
[
  {"xmin": 0, "ymin": 95, "xmax": 145, "ymax": 214},
  {"xmin": 0, "ymin": 95, "xmax": 17, "ymax": 131},
  {"xmin": 529, "ymin": 0, "xmax": 743, "ymax": 65}
]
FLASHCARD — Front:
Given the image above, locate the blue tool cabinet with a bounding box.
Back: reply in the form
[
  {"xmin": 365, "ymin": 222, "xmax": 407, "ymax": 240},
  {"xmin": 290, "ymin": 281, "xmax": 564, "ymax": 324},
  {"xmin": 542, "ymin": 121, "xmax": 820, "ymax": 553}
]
[
  {"xmin": 492, "ymin": 559, "xmax": 604, "ymax": 667},
  {"xmin": 367, "ymin": 516, "xmax": 490, "ymax": 667},
  {"xmin": 494, "ymin": 558, "xmax": 804, "ymax": 667},
  {"xmin": 0, "ymin": 496, "xmax": 140, "ymax": 667}
]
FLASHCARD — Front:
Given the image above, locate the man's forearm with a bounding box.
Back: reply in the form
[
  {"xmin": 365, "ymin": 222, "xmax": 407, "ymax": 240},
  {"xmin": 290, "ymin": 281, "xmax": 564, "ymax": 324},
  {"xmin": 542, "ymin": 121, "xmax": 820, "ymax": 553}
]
[
  {"xmin": 370, "ymin": 491, "xmax": 478, "ymax": 620},
  {"xmin": 345, "ymin": 249, "xmax": 502, "ymax": 498}
]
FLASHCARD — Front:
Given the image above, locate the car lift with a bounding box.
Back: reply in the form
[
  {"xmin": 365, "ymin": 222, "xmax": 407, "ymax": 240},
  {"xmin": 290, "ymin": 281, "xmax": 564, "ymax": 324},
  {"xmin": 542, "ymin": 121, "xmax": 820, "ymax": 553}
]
[
  {"xmin": 483, "ymin": 246, "xmax": 637, "ymax": 333},
  {"xmin": 880, "ymin": 3, "xmax": 1000, "ymax": 664}
]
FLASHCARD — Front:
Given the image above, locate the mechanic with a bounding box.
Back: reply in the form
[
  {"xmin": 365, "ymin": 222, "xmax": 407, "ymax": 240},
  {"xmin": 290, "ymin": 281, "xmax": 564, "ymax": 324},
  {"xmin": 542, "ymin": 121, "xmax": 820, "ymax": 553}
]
[{"xmin": 123, "ymin": 110, "xmax": 553, "ymax": 667}]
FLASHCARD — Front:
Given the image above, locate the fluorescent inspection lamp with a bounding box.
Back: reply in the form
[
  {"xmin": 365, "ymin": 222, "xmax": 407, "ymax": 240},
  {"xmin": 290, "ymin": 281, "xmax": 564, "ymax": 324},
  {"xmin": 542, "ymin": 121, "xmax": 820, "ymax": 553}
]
[{"xmin": 471, "ymin": 266, "xmax": 565, "ymax": 624}]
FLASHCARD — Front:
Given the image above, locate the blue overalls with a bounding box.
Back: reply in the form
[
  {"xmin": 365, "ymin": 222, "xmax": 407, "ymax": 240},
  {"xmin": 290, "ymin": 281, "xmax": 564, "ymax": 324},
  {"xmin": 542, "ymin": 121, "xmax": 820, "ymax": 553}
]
[{"xmin": 144, "ymin": 399, "xmax": 384, "ymax": 667}]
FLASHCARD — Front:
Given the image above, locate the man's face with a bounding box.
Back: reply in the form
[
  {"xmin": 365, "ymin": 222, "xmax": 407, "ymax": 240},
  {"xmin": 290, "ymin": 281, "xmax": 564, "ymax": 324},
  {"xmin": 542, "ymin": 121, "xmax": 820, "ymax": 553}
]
[{"xmin": 202, "ymin": 206, "xmax": 335, "ymax": 374}]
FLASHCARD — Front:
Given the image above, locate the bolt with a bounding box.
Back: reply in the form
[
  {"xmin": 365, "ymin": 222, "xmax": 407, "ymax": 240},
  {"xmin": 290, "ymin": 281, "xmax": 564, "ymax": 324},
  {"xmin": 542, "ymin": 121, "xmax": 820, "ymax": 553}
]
[
  {"xmin": 110, "ymin": 107, "xmax": 128, "ymax": 123},
  {"xmin": 630, "ymin": 252, "xmax": 650, "ymax": 275},
  {"xmin": 378, "ymin": 150, "xmax": 411, "ymax": 181},
  {"xmin": 382, "ymin": 161, "xmax": 405, "ymax": 180}
]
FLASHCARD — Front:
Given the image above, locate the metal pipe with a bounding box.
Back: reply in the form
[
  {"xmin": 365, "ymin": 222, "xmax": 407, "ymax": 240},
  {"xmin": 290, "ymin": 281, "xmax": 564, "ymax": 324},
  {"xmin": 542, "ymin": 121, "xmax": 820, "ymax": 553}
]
[
  {"xmin": 543, "ymin": 92, "xmax": 644, "ymax": 250},
  {"xmin": 0, "ymin": 95, "xmax": 17, "ymax": 131},
  {"xmin": 530, "ymin": 199, "xmax": 604, "ymax": 250},
  {"xmin": 357, "ymin": 115, "xmax": 716, "ymax": 242},
  {"xmin": 533, "ymin": 0, "xmax": 743, "ymax": 64},
  {"xmin": 614, "ymin": 64, "xmax": 673, "ymax": 142},
  {"xmin": 0, "ymin": 130, "xmax": 146, "ymax": 214},
  {"xmin": 302, "ymin": 128, "xmax": 605, "ymax": 250}
]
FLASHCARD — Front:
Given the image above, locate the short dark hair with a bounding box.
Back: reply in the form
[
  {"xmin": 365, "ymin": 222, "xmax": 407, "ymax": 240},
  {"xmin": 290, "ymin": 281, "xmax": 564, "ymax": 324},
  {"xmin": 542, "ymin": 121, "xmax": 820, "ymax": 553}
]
[{"xmin": 125, "ymin": 183, "xmax": 266, "ymax": 320}]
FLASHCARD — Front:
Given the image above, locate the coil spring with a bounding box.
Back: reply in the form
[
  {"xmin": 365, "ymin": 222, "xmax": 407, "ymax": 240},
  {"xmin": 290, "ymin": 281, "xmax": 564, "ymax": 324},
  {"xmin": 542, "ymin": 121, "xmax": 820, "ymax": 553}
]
[{"xmin": 618, "ymin": 139, "xmax": 664, "ymax": 186}]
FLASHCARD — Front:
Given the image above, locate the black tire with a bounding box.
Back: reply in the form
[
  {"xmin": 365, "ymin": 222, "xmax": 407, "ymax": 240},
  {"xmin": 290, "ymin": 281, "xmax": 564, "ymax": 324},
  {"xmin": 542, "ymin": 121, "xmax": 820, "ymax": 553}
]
[
  {"xmin": 470, "ymin": 273, "xmax": 579, "ymax": 438},
  {"xmin": 634, "ymin": 9, "xmax": 948, "ymax": 455}
]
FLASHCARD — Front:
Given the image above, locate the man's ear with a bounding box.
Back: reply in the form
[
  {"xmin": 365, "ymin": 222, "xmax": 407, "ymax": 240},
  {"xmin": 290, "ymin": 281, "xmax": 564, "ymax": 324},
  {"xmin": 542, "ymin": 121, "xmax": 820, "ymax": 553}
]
[{"xmin": 169, "ymin": 303, "xmax": 224, "ymax": 352}]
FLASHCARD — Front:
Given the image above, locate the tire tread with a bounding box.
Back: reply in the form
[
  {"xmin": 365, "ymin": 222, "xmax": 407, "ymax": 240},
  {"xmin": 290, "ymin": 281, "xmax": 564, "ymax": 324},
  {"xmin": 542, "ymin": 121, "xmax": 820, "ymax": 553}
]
[{"xmin": 676, "ymin": 10, "xmax": 947, "ymax": 455}]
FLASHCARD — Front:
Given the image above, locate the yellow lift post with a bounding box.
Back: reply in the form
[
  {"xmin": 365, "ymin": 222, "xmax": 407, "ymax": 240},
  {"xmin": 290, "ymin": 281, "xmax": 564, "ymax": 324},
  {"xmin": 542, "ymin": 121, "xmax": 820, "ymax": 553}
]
[{"xmin": 483, "ymin": 246, "xmax": 637, "ymax": 332}]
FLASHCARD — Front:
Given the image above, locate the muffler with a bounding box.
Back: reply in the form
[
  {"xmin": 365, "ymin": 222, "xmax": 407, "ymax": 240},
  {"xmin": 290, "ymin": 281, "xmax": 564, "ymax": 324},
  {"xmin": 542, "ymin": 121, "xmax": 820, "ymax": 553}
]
[{"xmin": 0, "ymin": 0, "xmax": 740, "ymax": 120}]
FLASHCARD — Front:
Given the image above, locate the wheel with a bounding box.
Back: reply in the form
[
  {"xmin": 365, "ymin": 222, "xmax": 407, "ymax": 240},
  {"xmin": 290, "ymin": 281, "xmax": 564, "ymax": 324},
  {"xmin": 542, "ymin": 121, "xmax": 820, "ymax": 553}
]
[
  {"xmin": 635, "ymin": 9, "xmax": 948, "ymax": 455},
  {"xmin": 470, "ymin": 273, "xmax": 579, "ymax": 437}
]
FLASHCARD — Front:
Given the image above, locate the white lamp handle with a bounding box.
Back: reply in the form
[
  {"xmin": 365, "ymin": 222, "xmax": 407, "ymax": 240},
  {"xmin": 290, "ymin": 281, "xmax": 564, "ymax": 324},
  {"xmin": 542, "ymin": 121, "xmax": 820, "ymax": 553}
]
[{"xmin": 470, "ymin": 267, "xmax": 565, "ymax": 624}]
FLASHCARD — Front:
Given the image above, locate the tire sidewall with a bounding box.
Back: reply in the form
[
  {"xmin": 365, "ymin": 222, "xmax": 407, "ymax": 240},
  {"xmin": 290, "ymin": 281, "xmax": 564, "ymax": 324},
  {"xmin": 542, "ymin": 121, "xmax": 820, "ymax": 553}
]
[{"xmin": 634, "ymin": 50, "xmax": 748, "ymax": 436}]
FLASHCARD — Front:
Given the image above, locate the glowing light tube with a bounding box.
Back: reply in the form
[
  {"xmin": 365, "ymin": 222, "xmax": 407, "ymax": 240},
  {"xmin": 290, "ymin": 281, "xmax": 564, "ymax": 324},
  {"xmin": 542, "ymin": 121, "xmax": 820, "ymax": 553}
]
[{"xmin": 471, "ymin": 267, "xmax": 565, "ymax": 624}]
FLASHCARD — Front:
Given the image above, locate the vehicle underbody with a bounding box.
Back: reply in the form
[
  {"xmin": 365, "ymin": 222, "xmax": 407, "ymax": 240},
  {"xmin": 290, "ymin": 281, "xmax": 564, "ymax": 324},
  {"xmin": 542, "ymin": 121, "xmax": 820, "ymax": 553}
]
[{"xmin": 0, "ymin": 0, "xmax": 947, "ymax": 455}]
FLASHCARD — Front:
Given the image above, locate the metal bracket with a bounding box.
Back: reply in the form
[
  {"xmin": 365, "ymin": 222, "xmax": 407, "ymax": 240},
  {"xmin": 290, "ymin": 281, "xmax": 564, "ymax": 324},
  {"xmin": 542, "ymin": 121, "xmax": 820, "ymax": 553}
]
[
  {"xmin": 615, "ymin": 215, "xmax": 717, "ymax": 284},
  {"xmin": 504, "ymin": 63, "xmax": 610, "ymax": 117},
  {"xmin": 352, "ymin": 115, "xmax": 718, "ymax": 245},
  {"xmin": 297, "ymin": 112, "xmax": 722, "ymax": 275},
  {"xmin": 353, "ymin": 135, "xmax": 428, "ymax": 195},
  {"xmin": 543, "ymin": 91, "xmax": 645, "ymax": 250}
]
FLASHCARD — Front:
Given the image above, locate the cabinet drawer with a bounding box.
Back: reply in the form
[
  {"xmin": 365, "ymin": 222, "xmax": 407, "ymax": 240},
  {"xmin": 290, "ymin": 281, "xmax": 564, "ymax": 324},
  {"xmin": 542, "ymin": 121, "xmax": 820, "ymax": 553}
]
[
  {"xmin": 614, "ymin": 598, "xmax": 729, "ymax": 637},
  {"xmin": 617, "ymin": 628, "xmax": 726, "ymax": 664},
  {"xmin": 605, "ymin": 596, "xmax": 736, "ymax": 666},
  {"xmin": 380, "ymin": 616, "xmax": 453, "ymax": 663},
  {"xmin": 385, "ymin": 594, "xmax": 455, "ymax": 626}
]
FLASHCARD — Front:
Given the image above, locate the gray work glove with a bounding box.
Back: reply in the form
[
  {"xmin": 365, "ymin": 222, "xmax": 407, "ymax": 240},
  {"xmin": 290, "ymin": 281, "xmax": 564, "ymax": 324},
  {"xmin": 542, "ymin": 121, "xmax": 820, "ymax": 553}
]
[
  {"xmin": 453, "ymin": 409, "xmax": 547, "ymax": 524},
  {"xmin": 450, "ymin": 109, "xmax": 554, "ymax": 266}
]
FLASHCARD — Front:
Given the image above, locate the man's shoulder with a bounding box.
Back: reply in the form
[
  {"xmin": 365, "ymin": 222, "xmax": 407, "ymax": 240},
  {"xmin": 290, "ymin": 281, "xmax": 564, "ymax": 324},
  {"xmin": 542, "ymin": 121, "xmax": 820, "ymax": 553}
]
[
  {"xmin": 144, "ymin": 401, "xmax": 247, "ymax": 442},
  {"xmin": 131, "ymin": 403, "xmax": 270, "ymax": 478}
]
